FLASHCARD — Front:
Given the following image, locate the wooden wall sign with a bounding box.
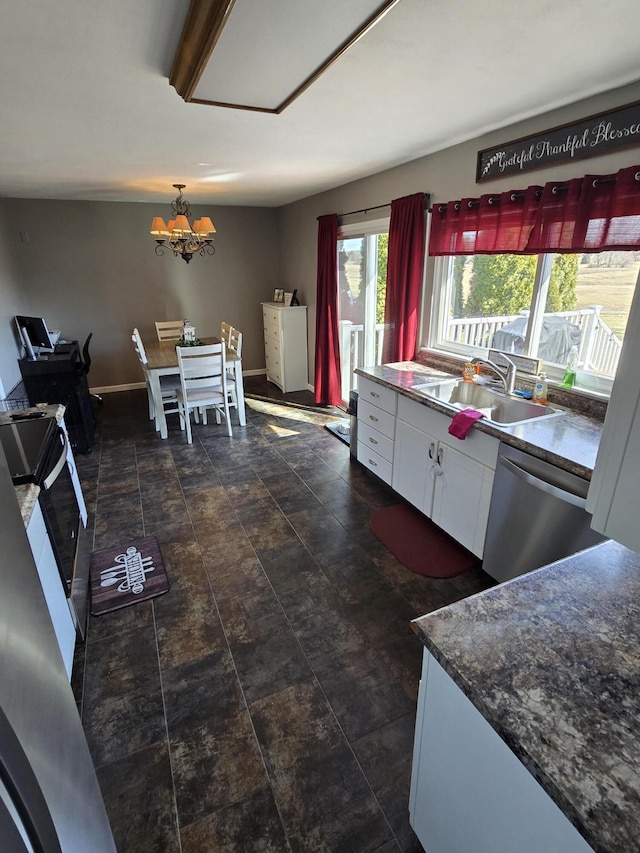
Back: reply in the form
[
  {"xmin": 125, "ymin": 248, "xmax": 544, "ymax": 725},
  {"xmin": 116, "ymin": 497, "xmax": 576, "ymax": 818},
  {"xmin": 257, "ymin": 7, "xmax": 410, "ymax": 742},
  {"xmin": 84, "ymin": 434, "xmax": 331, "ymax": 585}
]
[{"xmin": 477, "ymin": 100, "xmax": 640, "ymax": 183}]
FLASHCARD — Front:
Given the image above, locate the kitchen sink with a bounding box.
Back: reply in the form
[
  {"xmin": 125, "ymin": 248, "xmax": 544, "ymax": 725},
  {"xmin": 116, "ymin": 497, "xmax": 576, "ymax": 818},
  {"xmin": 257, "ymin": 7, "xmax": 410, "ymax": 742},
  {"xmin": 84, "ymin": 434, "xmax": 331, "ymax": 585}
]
[{"xmin": 411, "ymin": 378, "xmax": 563, "ymax": 427}]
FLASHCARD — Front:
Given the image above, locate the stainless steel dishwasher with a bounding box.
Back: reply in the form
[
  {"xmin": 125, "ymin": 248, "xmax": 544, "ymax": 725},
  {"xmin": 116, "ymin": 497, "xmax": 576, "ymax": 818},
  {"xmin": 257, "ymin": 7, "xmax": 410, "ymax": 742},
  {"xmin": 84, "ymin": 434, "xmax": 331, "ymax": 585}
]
[{"xmin": 483, "ymin": 442, "xmax": 606, "ymax": 583}]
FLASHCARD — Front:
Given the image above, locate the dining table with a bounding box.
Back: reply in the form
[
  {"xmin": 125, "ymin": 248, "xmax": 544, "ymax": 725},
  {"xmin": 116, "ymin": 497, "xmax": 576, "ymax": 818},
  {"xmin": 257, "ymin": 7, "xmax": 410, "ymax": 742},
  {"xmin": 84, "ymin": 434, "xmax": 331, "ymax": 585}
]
[{"xmin": 142, "ymin": 335, "xmax": 246, "ymax": 439}]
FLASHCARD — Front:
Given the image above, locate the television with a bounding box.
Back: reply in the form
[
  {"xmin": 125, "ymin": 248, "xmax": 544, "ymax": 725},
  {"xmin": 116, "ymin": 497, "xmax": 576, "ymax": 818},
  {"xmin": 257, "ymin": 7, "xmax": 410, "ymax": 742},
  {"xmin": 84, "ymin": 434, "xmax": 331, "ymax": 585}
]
[{"xmin": 15, "ymin": 315, "xmax": 55, "ymax": 360}]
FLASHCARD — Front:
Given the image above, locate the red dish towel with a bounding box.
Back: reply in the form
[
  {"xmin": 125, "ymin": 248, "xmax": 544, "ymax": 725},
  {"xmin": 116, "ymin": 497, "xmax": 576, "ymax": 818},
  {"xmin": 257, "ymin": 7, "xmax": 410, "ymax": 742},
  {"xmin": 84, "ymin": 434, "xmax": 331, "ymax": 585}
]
[{"xmin": 448, "ymin": 408, "xmax": 486, "ymax": 440}]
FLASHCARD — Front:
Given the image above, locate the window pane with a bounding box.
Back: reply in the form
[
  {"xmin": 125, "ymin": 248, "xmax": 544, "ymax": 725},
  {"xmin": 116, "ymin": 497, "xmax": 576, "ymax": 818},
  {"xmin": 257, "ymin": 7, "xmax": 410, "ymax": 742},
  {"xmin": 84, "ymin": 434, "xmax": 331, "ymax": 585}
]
[
  {"xmin": 440, "ymin": 255, "xmax": 536, "ymax": 352},
  {"xmin": 337, "ymin": 234, "xmax": 388, "ymax": 403},
  {"xmin": 543, "ymin": 252, "xmax": 640, "ymax": 377}
]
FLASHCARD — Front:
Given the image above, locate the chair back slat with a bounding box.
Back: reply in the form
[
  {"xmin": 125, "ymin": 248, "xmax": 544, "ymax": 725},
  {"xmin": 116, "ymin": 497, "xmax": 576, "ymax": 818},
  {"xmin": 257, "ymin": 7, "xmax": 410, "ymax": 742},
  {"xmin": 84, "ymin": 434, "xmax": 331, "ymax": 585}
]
[
  {"xmin": 228, "ymin": 327, "xmax": 243, "ymax": 357},
  {"xmin": 220, "ymin": 321, "xmax": 233, "ymax": 345},
  {"xmin": 155, "ymin": 320, "xmax": 184, "ymax": 341}
]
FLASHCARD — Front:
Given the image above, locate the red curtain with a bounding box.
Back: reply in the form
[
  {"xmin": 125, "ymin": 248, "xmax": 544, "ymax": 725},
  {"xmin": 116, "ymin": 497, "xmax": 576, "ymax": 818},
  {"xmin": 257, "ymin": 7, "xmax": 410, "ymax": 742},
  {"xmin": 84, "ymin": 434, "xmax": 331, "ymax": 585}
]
[
  {"xmin": 382, "ymin": 193, "xmax": 426, "ymax": 363},
  {"xmin": 429, "ymin": 166, "xmax": 640, "ymax": 256},
  {"xmin": 314, "ymin": 213, "xmax": 342, "ymax": 406},
  {"xmin": 429, "ymin": 186, "xmax": 542, "ymax": 256}
]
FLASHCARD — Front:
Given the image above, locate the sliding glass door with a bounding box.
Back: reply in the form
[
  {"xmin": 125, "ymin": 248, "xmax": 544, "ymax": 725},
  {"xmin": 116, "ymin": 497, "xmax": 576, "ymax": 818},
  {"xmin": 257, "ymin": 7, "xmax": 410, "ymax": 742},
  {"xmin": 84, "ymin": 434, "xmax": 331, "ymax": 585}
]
[{"xmin": 337, "ymin": 228, "xmax": 388, "ymax": 404}]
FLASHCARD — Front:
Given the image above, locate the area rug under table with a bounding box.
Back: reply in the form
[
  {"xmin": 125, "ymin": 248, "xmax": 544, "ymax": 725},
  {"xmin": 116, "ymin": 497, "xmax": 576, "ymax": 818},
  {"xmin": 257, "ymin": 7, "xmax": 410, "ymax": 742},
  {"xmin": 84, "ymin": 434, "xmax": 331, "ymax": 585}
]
[
  {"xmin": 369, "ymin": 502, "xmax": 480, "ymax": 578},
  {"xmin": 90, "ymin": 535, "xmax": 170, "ymax": 615}
]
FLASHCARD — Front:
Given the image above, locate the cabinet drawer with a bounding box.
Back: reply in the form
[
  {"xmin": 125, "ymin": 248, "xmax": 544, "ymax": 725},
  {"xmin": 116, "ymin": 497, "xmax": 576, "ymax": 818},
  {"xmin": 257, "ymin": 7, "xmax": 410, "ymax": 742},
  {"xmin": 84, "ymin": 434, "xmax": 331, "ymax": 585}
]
[
  {"xmin": 263, "ymin": 322, "xmax": 281, "ymax": 344},
  {"xmin": 262, "ymin": 307, "xmax": 281, "ymax": 328},
  {"xmin": 359, "ymin": 377, "xmax": 397, "ymax": 415},
  {"xmin": 359, "ymin": 399, "xmax": 396, "ymax": 440},
  {"xmin": 357, "ymin": 442, "xmax": 393, "ymax": 485},
  {"xmin": 359, "ymin": 422, "xmax": 394, "ymax": 462}
]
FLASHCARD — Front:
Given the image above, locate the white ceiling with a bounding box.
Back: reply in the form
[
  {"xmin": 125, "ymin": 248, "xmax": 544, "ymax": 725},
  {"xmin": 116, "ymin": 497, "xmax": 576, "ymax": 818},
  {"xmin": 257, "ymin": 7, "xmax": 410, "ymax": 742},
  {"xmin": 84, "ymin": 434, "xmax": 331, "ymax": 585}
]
[{"xmin": 0, "ymin": 0, "xmax": 639, "ymax": 207}]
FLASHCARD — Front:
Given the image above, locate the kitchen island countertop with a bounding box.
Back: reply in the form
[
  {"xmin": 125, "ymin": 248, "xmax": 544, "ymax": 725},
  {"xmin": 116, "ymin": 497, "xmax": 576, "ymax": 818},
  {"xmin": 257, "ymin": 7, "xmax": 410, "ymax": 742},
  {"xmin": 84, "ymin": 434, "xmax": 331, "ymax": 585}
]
[
  {"xmin": 355, "ymin": 362, "xmax": 603, "ymax": 478},
  {"xmin": 412, "ymin": 540, "xmax": 640, "ymax": 853}
]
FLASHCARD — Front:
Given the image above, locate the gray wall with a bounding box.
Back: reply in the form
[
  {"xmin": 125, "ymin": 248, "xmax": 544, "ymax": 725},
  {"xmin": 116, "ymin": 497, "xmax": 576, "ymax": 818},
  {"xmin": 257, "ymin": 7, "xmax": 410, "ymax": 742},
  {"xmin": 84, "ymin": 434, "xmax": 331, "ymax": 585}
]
[
  {"xmin": 277, "ymin": 80, "xmax": 640, "ymax": 378},
  {"xmin": 0, "ymin": 199, "xmax": 279, "ymax": 391},
  {"xmin": 0, "ymin": 202, "xmax": 27, "ymax": 397}
]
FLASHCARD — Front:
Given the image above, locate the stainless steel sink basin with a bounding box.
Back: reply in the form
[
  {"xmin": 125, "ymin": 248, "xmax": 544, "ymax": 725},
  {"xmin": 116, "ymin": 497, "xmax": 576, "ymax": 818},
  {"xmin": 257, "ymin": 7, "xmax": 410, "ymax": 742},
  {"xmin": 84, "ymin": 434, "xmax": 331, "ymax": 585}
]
[{"xmin": 411, "ymin": 378, "xmax": 563, "ymax": 427}]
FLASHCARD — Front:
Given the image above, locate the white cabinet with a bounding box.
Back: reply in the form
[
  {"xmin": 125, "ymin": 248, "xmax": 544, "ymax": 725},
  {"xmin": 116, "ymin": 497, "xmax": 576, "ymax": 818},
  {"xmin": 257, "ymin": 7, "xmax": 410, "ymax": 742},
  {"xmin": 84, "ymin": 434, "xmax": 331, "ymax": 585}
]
[
  {"xmin": 587, "ymin": 271, "xmax": 640, "ymax": 550},
  {"xmin": 261, "ymin": 302, "xmax": 308, "ymax": 392},
  {"xmin": 357, "ymin": 377, "xmax": 398, "ymax": 485},
  {"xmin": 392, "ymin": 396, "xmax": 498, "ymax": 557},
  {"xmin": 27, "ymin": 500, "xmax": 76, "ymax": 679},
  {"xmin": 410, "ymin": 650, "xmax": 593, "ymax": 853}
]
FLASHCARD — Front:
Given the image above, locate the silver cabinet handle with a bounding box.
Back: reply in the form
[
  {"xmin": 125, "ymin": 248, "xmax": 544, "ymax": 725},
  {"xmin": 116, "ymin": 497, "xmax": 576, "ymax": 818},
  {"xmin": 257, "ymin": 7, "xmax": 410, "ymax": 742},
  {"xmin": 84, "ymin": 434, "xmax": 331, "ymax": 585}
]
[
  {"xmin": 428, "ymin": 441, "xmax": 435, "ymax": 459},
  {"xmin": 43, "ymin": 428, "xmax": 69, "ymax": 491},
  {"xmin": 368, "ymin": 414, "xmax": 379, "ymax": 422},
  {"xmin": 368, "ymin": 437, "xmax": 378, "ymax": 445},
  {"xmin": 368, "ymin": 459, "xmax": 377, "ymax": 467},
  {"xmin": 437, "ymin": 447, "xmax": 444, "ymax": 466},
  {"xmin": 370, "ymin": 391, "xmax": 380, "ymax": 398}
]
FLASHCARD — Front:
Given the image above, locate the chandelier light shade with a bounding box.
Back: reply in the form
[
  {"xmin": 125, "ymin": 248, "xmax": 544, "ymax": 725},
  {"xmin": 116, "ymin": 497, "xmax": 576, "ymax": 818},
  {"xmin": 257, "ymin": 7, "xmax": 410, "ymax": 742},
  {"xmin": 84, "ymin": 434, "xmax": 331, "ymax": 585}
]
[{"xmin": 150, "ymin": 184, "xmax": 216, "ymax": 264}]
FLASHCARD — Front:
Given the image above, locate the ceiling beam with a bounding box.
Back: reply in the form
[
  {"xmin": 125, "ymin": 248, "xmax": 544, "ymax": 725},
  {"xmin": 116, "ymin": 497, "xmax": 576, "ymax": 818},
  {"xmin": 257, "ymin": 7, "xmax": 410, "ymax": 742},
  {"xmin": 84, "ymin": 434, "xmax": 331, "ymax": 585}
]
[{"xmin": 169, "ymin": 0, "xmax": 237, "ymax": 102}]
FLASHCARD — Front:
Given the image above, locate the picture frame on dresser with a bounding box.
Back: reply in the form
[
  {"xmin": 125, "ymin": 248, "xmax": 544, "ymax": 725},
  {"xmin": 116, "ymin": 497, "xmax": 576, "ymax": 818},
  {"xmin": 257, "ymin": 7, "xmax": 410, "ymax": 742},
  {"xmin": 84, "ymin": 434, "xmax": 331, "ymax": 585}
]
[{"xmin": 273, "ymin": 288, "xmax": 284, "ymax": 303}]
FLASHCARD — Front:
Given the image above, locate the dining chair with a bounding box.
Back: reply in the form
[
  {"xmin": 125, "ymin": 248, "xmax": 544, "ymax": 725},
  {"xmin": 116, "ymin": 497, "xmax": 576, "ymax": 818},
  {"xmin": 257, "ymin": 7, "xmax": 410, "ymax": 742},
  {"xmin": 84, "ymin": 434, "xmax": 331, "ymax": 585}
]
[
  {"xmin": 132, "ymin": 328, "xmax": 180, "ymax": 428},
  {"xmin": 225, "ymin": 326, "xmax": 243, "ymax": 413},
  {"xmin": 155, "ymin": 320, "xmax": 184, "ymax": 341},
  {"xmin": 220, "ymin": 321, "xmax": 233, "ymax": 346},
  {"xmin": 176, "ymin": 343, "xmax": 232, "ymax": 443}
]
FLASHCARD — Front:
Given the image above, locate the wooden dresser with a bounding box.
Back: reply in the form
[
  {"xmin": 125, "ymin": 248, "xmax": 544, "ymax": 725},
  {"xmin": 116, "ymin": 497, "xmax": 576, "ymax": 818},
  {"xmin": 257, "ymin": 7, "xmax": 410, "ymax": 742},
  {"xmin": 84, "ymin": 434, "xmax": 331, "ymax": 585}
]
[{"xmin": 261, "ymin": 302, "xmax": 308, "ymax": 392}]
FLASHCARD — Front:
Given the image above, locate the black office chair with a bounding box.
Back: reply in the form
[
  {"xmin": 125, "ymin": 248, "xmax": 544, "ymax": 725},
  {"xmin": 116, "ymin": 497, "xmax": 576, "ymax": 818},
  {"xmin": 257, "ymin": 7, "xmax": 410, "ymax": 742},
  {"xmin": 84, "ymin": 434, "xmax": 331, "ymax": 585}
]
[{"xmin": 77, "ymin": 333, "xmax": 102, "ymax": 405}]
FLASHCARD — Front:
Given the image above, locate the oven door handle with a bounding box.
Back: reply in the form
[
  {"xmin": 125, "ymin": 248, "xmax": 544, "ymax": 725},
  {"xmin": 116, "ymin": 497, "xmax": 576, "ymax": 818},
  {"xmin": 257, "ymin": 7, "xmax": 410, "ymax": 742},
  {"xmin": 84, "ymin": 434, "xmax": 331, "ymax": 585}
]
[{"xmin": 42, "ymin": 428, "xmax": 68, "ymax": 491}]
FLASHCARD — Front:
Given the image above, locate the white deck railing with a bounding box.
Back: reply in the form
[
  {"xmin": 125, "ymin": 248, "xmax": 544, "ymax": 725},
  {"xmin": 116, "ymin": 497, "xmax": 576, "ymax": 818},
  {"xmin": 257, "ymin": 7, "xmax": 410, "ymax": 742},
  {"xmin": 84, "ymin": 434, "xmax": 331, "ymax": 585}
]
[
  {"xmin": 338, "ymin": 305, "xmax": 622, "ymax": 402},
  {"xmin": 446, "ymin": 305, "xmax": 622, "ymax": 376}
]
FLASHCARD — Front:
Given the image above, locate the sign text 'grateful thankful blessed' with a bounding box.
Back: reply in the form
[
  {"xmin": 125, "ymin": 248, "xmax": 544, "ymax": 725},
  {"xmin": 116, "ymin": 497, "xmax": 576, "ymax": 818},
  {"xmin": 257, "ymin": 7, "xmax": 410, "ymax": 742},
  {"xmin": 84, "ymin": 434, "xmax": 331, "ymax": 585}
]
[{"xmin": 476, "ymin": 100, "xmax": 640, "ymax": 183}]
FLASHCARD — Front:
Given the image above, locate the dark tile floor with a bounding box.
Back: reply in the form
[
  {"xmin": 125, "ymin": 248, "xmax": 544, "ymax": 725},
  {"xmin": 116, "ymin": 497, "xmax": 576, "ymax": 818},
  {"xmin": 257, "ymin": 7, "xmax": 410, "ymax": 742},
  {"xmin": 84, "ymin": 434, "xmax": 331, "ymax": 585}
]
[{"xmin": 71, "ymin": 379, "xmax": 494, "ymax": 852}]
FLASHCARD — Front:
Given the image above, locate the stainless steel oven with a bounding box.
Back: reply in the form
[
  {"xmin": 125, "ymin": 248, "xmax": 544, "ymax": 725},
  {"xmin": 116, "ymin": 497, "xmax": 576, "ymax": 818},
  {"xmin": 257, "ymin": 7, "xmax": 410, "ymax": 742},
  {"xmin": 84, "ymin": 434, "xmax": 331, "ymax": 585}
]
[{"xmin": 0, "ymin": 414, "xmax": 89, "ymax": 639}]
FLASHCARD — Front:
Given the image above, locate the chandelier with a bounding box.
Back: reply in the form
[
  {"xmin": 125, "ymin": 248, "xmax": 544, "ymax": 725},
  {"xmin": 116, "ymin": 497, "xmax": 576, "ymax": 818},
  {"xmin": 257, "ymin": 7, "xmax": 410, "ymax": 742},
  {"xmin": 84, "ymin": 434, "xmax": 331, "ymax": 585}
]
[{"xmin": 150, "ymin": 184, "xmax": 216, "ymax": 264}]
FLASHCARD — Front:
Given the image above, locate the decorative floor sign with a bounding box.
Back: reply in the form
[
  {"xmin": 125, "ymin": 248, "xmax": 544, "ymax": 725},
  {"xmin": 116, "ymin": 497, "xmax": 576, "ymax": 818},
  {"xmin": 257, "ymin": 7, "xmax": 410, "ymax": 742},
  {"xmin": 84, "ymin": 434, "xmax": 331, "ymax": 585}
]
[{"xmin": 90, "ymin": 536, "xmax": 170, "ymax": 615}]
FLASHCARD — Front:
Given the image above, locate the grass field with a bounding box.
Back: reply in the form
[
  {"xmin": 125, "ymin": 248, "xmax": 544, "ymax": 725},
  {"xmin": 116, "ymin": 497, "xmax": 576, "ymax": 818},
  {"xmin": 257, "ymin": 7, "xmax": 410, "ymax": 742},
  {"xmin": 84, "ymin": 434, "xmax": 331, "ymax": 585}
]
[{"xmin": 576, "ymin": 261, "xmax": 640, "ymax": 338}]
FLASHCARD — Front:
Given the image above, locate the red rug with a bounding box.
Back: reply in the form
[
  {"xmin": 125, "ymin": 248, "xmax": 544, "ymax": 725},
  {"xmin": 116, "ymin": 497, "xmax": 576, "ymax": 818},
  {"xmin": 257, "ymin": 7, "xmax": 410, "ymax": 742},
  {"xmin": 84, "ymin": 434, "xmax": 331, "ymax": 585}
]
[{"xmin": 369, "ymin": 503, "xmax": 480, "ymax": 578}]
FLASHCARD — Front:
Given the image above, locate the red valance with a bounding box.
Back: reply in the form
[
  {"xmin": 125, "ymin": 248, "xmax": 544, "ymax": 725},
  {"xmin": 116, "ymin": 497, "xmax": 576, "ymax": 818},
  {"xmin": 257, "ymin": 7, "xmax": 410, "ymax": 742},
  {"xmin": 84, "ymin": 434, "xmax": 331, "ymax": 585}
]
[{"xmin": 429, "ymin": 165, "xmax": 640, "ymax": 256}]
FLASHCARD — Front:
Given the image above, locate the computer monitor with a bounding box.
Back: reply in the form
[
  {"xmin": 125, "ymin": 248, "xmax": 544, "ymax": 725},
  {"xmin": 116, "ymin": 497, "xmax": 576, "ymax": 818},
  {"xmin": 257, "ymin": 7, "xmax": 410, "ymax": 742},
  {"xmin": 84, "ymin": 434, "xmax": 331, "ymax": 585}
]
[{"xmin": 15, "ymin": 315, "xmax": 55, "ymax": 360}]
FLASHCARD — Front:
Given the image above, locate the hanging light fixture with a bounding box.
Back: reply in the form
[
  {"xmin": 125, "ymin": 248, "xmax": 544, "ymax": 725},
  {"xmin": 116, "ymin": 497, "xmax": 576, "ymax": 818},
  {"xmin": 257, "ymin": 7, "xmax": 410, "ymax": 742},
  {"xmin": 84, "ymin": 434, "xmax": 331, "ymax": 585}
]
[{"xmin": 150, "ymin": 184, "xmax": 216, "ymax": 264}]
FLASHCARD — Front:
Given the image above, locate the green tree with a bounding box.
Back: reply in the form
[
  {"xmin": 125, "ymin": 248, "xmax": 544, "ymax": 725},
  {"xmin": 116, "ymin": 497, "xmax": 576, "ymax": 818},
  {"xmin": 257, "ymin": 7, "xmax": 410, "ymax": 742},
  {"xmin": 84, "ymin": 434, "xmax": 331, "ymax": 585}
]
[
  {"xmin": 465, "ymin": 255, "xmax": 537, "ymax": 317},
  {"xmin": 452, "ymin": 256, "xmax": 465, "ymax": 317},
  {"xmin": 546, "ymin": 254, "xmax": 578, "ymax": 312},
  {"xmin": 464, "ymin": 254, "xmax": 577, "ymax": 316},
  {"xmin": 376, "ymin": 233, "xmax": 388, "ymax": 323}
]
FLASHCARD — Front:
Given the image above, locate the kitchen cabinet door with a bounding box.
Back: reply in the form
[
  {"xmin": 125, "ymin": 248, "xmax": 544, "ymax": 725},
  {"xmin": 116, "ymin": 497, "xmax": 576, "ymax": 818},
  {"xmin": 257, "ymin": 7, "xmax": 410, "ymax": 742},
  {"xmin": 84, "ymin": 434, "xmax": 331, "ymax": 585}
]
[
  {"xmin": 432, "ymin": 444, "xmax": 495, "ymax": 557},
  {"xmin": 410, "ymin": 650, "xmax": 594, "ymax": 853},
  {"xmin": 392, "ymin": 418, "xmax": 436, "ymax": 514}
]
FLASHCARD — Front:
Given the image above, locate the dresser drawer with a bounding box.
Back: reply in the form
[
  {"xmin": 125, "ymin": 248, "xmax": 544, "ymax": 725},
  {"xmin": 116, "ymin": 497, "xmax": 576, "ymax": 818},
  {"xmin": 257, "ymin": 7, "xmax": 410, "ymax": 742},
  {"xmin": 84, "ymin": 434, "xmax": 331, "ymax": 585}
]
[
  {"xmin": 358, "ymin": 377, "xmax": 397, "ymax": 415},
  {"xmin": 358, "ymin": 399, "xmax": 396, "ymax": 440},
  {"xmin": 357, "ymin": 442, "xmax": 393, "ymax": 485},
  {"xmin": 264, "ymin": 340, "xmax": 282, "ymax": 384},
  {"xmin": 358, "ymin": 422, "xmax": 394, "ymax": 462}
]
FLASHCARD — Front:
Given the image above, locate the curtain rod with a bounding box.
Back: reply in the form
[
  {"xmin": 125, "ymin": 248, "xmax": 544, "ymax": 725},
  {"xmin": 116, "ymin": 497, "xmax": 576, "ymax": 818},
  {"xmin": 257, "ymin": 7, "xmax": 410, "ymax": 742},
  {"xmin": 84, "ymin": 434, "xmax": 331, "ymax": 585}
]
[{"xmin": 319, "ymin": 192, "xmax": 430, "ymax": 220}]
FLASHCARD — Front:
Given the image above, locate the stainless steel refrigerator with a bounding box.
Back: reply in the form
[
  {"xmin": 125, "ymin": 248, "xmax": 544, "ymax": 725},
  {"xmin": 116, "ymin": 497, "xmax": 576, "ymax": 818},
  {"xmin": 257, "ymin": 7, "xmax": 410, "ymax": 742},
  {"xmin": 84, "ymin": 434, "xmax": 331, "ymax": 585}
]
[{"xmin": 0, "ymin": 442, "xmax": 115, "ymax": 852}]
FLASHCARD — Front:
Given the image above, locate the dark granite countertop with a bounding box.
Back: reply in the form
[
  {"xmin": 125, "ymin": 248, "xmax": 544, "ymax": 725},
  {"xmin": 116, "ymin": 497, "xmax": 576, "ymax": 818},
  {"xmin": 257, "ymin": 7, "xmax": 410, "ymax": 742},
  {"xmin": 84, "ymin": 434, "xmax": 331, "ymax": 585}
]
[
  {"xmin": 412, "ymin": 540, "xmax": 640, "ymax": 853},
  {"xmin": 355, "ymin": 362, "xmax": 603, "ymax": 478}
]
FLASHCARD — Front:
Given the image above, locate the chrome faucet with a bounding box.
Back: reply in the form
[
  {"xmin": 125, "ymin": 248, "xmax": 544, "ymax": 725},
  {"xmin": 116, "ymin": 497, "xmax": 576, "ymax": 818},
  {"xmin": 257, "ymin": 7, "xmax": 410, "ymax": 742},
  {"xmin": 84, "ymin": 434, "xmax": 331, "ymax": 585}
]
[{"xmin": 471, "ymin": 356, "xmax": 517, "ymax": 395}]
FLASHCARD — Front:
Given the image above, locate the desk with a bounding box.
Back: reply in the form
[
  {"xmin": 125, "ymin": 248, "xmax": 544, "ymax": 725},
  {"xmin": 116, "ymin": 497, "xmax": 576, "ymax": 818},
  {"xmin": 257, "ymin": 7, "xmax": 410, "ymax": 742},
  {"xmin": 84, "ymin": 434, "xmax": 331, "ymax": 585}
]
[
  {"xmin": 18, "ymin": 342, "xmax": 95, "ymax": 453},
  {"xmin": 142, "ymin": 336, "xmax": 246, "ymax": 439}
]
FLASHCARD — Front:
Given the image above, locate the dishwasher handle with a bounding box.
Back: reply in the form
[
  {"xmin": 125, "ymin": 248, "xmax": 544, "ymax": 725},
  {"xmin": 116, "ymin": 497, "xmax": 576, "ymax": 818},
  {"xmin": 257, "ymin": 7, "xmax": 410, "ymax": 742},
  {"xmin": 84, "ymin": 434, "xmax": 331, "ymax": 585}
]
[{"xmin": 499, "ymin": 455, "xmax": 587, "ymax": 509}]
